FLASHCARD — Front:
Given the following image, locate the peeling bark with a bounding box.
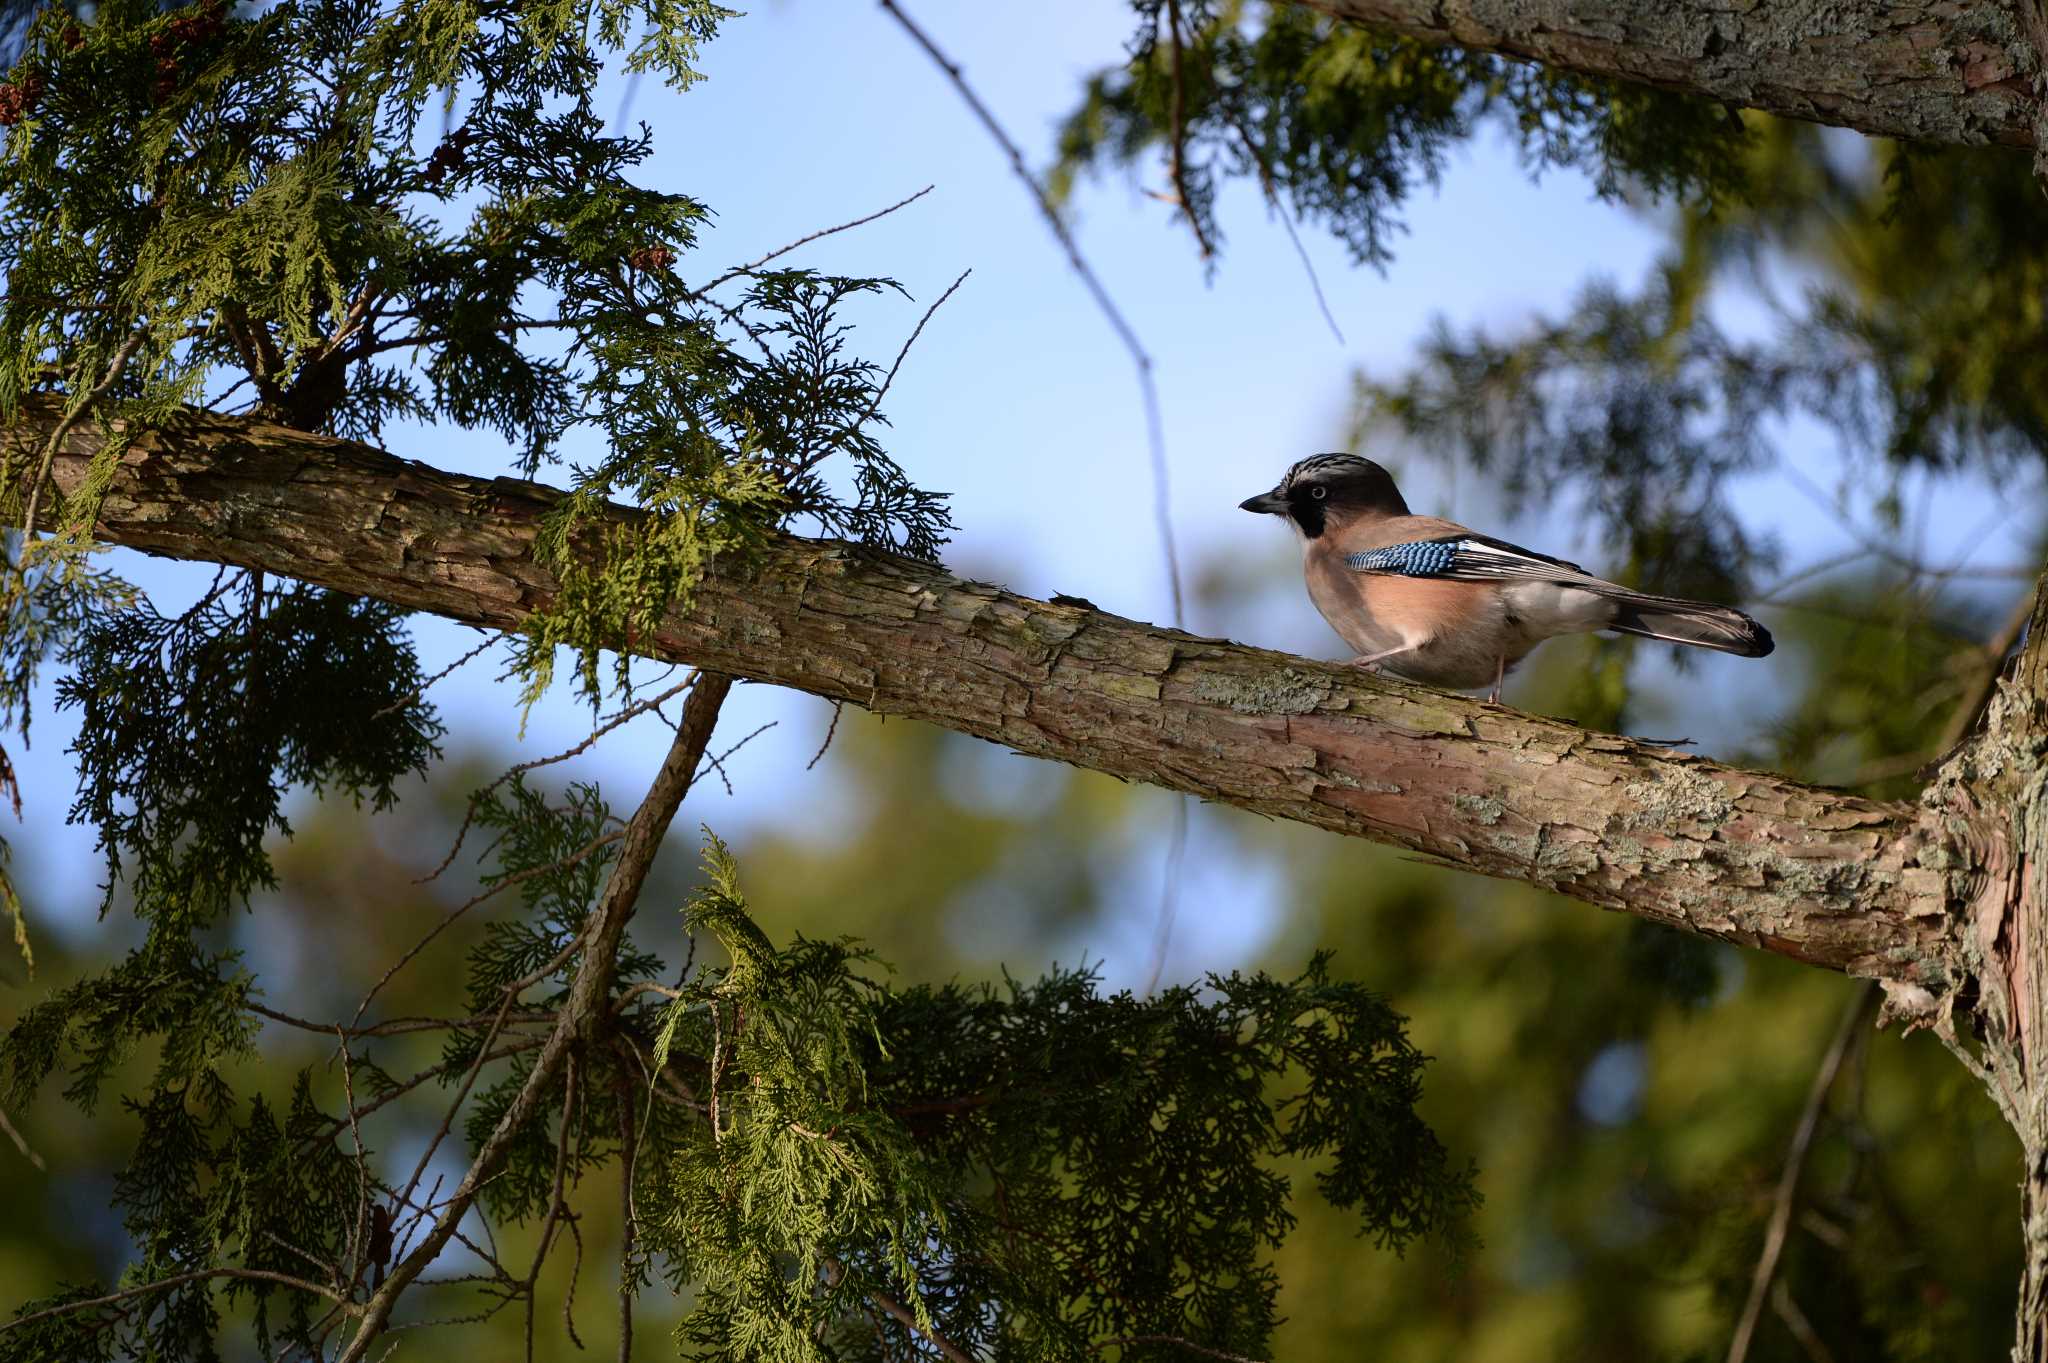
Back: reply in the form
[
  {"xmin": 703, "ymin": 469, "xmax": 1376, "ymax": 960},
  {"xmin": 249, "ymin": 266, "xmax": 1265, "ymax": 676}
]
[
  {"xmin": 1298, "ymin": 0, "xmax": 2041, "ymax": 151},
  {"xmin": 2015, "ymin": 0, "xmax": 2048, "ymax": 179},
  {"xmin": 9, "ymin": 400, "xmax": 1968, "ymax": 989},
  {"xmin": 1919, "ymin": 570, "xmax": 2048, "ymax": 1359}
]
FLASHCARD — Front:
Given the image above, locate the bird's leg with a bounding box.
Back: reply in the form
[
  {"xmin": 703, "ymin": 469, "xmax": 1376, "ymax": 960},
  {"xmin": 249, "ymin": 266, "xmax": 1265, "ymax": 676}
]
[
  {"xmin": 1346, "ymin": 644, "xmax": 1416, "ymax": 673},
  {"xmin": 1488, "ymin": 654, "xmax": 1504, "ymax": 704}
]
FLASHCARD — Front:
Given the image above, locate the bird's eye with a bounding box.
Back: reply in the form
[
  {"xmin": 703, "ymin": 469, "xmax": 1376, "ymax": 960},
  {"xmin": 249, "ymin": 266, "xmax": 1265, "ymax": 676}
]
[{"xmin": 1310, "ymin": 485, "xmax": 1328, "ymax": 500}]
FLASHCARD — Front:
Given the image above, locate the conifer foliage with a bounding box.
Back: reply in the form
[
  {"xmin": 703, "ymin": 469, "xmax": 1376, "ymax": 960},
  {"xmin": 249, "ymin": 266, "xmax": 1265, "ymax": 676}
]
[{"xmin": 0, "ymin": 2, "xmax": 1476, "ymax": 1359}]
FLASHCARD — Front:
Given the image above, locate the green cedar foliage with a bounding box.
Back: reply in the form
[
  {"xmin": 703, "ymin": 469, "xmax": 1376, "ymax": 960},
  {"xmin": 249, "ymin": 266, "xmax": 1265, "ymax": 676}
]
[
  {"xmin": 0, "ymin": 3, "xmax": 1476, "ymax": 1358},
  {"xmin": 641, "ymin": 836, "xmax": 1476, "ymax": 1362},
  {"xmin": 1052, "ymin": 0, "xmax": 1751, "ymax": 269},
  {"xmin": 0, "ymin": 0, "xmax": 947, "ymax": 710},
  {"xmin": 57, "ymin": 575, "xmax": 443, "ymax": 938},
  {"xmin": 0, "ymin": 776, "xmax": 1476, "ymax": 1360}
]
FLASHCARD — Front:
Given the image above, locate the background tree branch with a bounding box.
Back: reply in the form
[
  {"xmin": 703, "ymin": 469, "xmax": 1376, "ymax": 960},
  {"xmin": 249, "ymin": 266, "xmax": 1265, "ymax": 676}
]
[{"xmin": 1298, "ymin": 0, "xmax": 2039, "ymax": 150}]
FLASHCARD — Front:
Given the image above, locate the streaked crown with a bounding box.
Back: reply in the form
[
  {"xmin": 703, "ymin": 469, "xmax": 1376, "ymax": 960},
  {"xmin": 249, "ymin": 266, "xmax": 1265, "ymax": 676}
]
[{"xmin": 1281, "ymin": 452, "xmax": 1380, "ymax": 492}]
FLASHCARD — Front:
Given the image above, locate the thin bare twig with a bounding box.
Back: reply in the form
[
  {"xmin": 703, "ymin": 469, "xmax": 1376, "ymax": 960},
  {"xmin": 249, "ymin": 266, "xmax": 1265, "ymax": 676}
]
[
  {"xmin": 525, "ymin": 1051, "xmax": 580, "ymax": 1362},
  {"xmin": 876, "ymin": 0, "xmax": 1183, "ymax": 628},
  {"xmin": 350, "ymin": 825, "xmax": 628, "ymax": 1033},
  {"xmin": 20, "ymin": 329, "xmax": 148, "ymax": 539},
  {"xmin": 1836, "ymin": 580, "xmax": 2039, "ymax": 789},
  {"xmin": 316, "ymin": 1040, "xmax": 546, "ymax": 1148},
  {"xmin": 262, "ymin": 1229, "xmax": 345, "ymax": 1291},
  {"xmin": 1726, "ymin": 984, "xmax": 1877, "ymax": 1363},
  {"xmin": 877, "ymin": 0, "xmax": 1191, "ymax": 1002},
  {"xmin": 418, "ymin": 672, "xmax": 699, "ymax": 885},
  {"xmin": 374, "ymin": 631, "xmax": 499, "ymax": 719},
  {"xmin": 695, "ymin": 185, "xmax": 937, "ymax": 297},
  {"xmin": 1770, "ymin": 1280, "xmax": 1840, "ymax": 1363},
  {"xmin": 1143, "ymin": 797, "xmax": 1189, "ymax": 995},
  {"xmin": 1779, "ymin": 465, "xmax": 2036, "ymax": 589},
  {"xmin": 247, "ymin": 1002, "xmax": 553, "ymax": 1040},
  {"xmin": 1098, "ymin": 1336, "xmax": 1270, "ymax": 1363},
  {"xmin": 870, "ymin": 269, "xmax": 970, "ymax": 421},
  {"xmin": 780, "ymin": 268, "xmax": 972, "ymax": 492},
  {"xmin": 694, "ymin": 719, "xmax": 778, "ymax": 795},
  {"xmin": 868, "ymin": 1285, "xmax": 977, "ymax": 1363},
  {"xmin": 1216, "ymin": 105, "xmax": 1344, "ymax": 345},
  {"xmin": 1933, "ymin": 586, "xmax": 2038, "ymax": 756},
  {"xmin": 807, "ymin": 700, "xmax": 846, "ymax": 770},
  {"xmin": 612, "ymin": 69, "xmax": 644, "ymax": 134},
  {"xmin": 0, "ymin": 1105, "xmax": 44, "ymax": 1171},
  {"xmin": 337, "ymin": 1029, "xmax": 373, "ymax": 1296},
  {"xmin": 0, "ymin": 1267, "xmax": 352, "ymax": 1336},
  {"xmin": 616, "ymin": 1075, "xmax": 637, "ymax": 1363},
  {"xmin": 389, "ymin": 924, "xmax": 587, "ymax": 1239}
]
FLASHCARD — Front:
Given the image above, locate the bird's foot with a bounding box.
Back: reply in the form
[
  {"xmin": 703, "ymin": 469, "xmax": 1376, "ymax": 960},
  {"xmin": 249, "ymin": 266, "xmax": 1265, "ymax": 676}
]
[{"xmin": 1345, "ymin": 645, "xmax": 1414, "ymax": 674}]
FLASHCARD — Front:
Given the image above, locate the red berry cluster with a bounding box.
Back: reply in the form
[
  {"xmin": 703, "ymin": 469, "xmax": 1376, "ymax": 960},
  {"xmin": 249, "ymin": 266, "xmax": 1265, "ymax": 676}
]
[
  {"xmin": 423, "ymin": 126, "xmax": 479, "ymax": 189},
  {"xmin": 149, "ymin": 4, "xmax": 227, "ymax": 102},
  {"xmin": 627, "ymin": 244, "xmax": 675, "ymax": 272},
  {"xmin": 0, "ymin": 70, "xmax": 45, "ymax": 127}
]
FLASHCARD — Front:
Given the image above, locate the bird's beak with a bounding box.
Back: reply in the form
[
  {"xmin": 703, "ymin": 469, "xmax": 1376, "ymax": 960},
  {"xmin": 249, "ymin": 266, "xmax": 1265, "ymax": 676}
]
[{"xmin": 1238, "ymin": 488, "xmax": 1288, "ymax": 515}]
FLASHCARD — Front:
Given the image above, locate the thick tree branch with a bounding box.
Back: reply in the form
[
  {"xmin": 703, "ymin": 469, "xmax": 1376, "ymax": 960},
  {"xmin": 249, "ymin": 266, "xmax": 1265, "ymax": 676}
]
[
  {"xmin": 1922, "ymin": 568, "xmax": 2048, "ymax": 1355},
  {"xmin": 1298, "ymin": 0, "xmax": 2040, "ymax": 151},
  {"xmin": 19, "ymin": 401, "xmax": 1964, "ymax": 988}
]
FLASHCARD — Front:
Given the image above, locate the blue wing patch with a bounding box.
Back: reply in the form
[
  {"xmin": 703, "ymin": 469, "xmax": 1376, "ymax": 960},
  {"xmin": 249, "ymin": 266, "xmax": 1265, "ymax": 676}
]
[
  {"xmin": 1345, "ymin": 537, "xmax": 1464, "ymax": 576},
  {"xmin": 1346, "ymin": 534, "xmax": 1591, "ymax": 582}
]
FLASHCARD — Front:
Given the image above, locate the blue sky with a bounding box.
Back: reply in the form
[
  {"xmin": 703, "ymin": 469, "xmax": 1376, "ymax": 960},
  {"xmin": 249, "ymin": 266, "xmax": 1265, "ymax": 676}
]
[{"xmin": 9, "ymin": 1, "xmax": 2037, "ymax": 978}]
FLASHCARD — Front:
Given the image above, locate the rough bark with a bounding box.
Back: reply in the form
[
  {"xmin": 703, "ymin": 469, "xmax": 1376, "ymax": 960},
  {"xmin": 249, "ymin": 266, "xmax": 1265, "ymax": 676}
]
[
  {"xmin": 12, "ymin": 400, "xmax": 1969, "ymax": 993},
  {"xmin": 1298, "ymin": 0, "xmax": 2044, "ymax": 152},
  {"xmin": 1920, "ymin": 574, "xmax": 2048, "ymax": 1360}
]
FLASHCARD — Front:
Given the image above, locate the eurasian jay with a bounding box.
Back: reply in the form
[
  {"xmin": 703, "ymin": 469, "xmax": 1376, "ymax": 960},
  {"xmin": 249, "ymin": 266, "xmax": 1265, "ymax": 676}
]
[{"xmin": 1240, "ymin": 453, "xmax": 1773, "ymax": 701}]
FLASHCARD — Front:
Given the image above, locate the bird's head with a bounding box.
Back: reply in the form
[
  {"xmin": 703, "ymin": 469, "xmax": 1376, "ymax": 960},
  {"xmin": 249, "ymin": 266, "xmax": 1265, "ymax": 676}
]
[{"xmin": 1238, "ymin": 454, "xmax": 1409, "ymax": 538}]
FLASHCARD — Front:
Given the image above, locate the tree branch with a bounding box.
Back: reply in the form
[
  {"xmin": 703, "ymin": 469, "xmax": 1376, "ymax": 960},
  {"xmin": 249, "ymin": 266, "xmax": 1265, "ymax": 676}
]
[
  {"xmin": 1297, "ymin": 0, "xmax": 2038, "ymax": 151},
  {"xmin": 25, "ymin": 401, "xmax": 1963, "ymax": 989},
  {"xmin": 0, "ymin": 1267, "xmax": 353, "ymax": 1336},
  {"xmin": 334, "ymin": 670, "xmax": 732, "ymax": 1361},
  {"xmin": 866, "ymin": 1284, "xmax": 977, "ymax": 1363}
]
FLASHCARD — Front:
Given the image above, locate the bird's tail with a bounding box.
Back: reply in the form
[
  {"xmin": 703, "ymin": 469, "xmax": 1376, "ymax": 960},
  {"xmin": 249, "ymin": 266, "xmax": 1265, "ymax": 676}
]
[{"xmin": 1602, "ymin": 592, "xmax": 1774, "ymax": 658}]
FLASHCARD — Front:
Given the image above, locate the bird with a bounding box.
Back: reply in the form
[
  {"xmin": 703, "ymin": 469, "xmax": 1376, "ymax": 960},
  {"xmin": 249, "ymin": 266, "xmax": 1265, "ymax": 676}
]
[{"xmin": 1239, "ymin": 453, "xmax": 1773, "ymax": 701}]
